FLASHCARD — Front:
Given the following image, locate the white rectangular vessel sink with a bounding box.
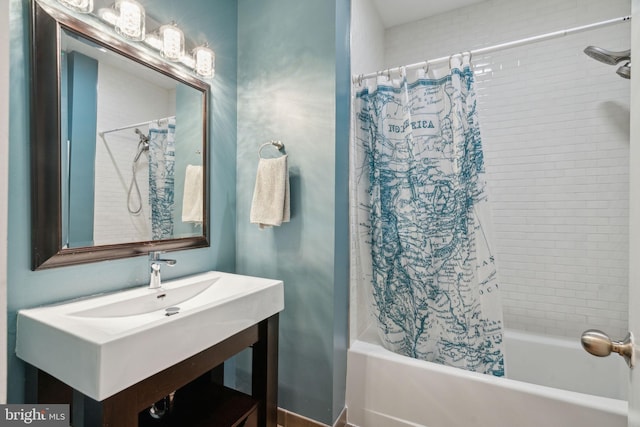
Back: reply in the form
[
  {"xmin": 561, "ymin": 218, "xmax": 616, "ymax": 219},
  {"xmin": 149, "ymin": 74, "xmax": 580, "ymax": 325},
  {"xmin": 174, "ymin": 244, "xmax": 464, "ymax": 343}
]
[{"xmin": 16, "ymin": 271, "xmax": 284, "ymax": 401}]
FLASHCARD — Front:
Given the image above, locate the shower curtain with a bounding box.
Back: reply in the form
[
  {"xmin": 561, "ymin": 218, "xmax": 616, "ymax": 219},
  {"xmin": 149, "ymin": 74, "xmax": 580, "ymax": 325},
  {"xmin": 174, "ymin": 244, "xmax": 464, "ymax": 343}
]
[
  {"xmin": 148, "ymin": 118, "xmax": 176, "ymax": 240},
  {"xmin": 351, "ymin": 57, "xmax": 504, "ymax": 376}
]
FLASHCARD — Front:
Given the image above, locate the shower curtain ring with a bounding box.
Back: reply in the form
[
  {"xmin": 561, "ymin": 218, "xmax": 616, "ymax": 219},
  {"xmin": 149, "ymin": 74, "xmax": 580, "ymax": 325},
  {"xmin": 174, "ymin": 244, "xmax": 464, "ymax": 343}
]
[
  {"xmin": 423, "ymin": 61, "xmax": 430, "ymax": 74},
  {"xmin": 449, "ymin": 53, "xmax": 463, "ymax": 69}
]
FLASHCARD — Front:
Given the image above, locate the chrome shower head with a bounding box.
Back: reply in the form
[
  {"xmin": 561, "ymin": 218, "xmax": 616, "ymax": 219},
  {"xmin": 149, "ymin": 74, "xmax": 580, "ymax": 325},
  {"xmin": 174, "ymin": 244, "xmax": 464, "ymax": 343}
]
[
  {"xmin": 616, "ymin": 62, "xmax": 631, "ymax": 79},
  {"xmin": 134, "ymin": 127, "xmax": 149, "ymax": 144},
  {"xmin": 583, "ymin": 46, "xmax": 630, "ymax": 65},
  {"xmin": 132, "ymin": 128, "xmax": 150, "ymax": 162}
]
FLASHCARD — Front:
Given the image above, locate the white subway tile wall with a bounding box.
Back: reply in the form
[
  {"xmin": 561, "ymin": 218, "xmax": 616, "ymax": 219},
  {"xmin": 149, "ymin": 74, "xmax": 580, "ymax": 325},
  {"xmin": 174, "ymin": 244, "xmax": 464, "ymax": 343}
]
[
  {"xmin": 349, "ymin": 0, "xmax": 386, "ymax": 345},
  {"xmin": 380, "ymin": 0, "xmax": 630, "ymax": 339},
  {"xmin": 94, "ymin": 61, "xmax": 174, "ymax": 246}
]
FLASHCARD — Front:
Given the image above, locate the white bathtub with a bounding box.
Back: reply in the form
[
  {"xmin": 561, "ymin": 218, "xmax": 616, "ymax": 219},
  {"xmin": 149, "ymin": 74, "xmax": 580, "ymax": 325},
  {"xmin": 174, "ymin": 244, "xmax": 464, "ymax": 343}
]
[{"xmin": 346, "ymin": 328, "xmax": 628, "ymax": 427}]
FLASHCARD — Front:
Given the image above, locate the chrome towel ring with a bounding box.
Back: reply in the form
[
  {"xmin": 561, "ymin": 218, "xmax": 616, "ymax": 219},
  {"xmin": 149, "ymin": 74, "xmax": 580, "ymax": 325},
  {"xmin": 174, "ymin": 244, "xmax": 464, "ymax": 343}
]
[{"xmin": 258, "ymin": 140, "xmax": 285, "ymax": 159}]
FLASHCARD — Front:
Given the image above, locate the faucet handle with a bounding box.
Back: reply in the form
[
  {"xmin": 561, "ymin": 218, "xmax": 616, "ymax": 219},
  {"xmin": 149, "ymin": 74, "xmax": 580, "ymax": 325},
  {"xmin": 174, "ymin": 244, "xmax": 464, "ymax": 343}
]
[
  {"xmin": 149, "ymin": 251, "xmax": 177, "ymax": 266},
  {"xmin": 149, "ymin": 251, "xmax": 164, "ymax": 261}
]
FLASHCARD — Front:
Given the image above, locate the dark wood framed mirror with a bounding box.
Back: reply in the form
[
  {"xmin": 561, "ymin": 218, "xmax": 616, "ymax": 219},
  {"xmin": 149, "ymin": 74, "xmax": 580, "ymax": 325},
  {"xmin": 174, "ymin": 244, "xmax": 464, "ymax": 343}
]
[{"xmin": 31, "ymin": 0, "xmax": 210, "ymax": 270}]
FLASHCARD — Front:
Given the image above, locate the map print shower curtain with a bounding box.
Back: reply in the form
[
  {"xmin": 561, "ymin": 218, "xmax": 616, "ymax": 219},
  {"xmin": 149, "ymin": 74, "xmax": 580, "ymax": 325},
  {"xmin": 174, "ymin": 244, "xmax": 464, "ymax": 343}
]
[
  {"xmin": 351, "ymin": 57, "xmax": 504, "ymax": 376},
  {"xmin": 148, "ymin": 118, "xmax": 176, "ymax": 240}
]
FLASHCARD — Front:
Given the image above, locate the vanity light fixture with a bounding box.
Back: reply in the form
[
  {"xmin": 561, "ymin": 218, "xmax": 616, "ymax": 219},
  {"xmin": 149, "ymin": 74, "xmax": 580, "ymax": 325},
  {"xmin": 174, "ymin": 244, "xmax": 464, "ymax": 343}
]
[
  {"xmin": 114, "ymin": 0, "xmax": 145, "ymax": 41},
  {"xmin": 193, "ymin": 44, "xmax": 215, "ymax": 79},
  {"xmin": 56, "ymin": 0, "xmax": 93, "ymax": 13},
  {"xmin": 66, "ymin": 0, "xmax": 215, "ymax": 80},
  {"xmin": 159, "ymin": 22, "xmax": 184, "ymax": 62}
]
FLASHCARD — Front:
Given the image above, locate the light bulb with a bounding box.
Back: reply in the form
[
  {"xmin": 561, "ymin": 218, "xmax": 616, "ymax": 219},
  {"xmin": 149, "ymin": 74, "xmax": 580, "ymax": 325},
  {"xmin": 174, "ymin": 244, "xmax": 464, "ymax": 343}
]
[
  {"xmin": 193, "ymin": 45, "xmax": 215, "ymax": 79},
  {"xmin": 115, "ymin": 0, "xmax": 145, "ymax": 41},
  {"xmin": 160, "ymin": 23, "xmax": 185, "ymax": 62}
]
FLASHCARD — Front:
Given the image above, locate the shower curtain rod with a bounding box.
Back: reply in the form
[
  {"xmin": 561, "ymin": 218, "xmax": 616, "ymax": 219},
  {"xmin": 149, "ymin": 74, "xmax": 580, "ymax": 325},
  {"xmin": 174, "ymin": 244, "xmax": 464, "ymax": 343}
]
[
  {"xmin": 353, "ymin": 15, "xmax": 631, "ymax": 83},
  {"xmin": 99, "ymin": 115, "xmax": 176, "ymax": 137}
]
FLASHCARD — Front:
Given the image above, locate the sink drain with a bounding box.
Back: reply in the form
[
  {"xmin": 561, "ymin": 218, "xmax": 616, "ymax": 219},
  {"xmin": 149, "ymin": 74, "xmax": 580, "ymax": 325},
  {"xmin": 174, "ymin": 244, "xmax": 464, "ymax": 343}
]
[{"xmin": 165, "ymin": 307, "xmax": 180, "ymax": 317}]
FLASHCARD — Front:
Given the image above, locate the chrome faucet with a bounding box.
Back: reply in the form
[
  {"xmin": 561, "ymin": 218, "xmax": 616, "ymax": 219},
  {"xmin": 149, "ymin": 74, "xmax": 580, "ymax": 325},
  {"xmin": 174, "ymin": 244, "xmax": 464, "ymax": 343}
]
[{"xmin": 148, "ymin": 251, "xmax": 177, "ymax": 289}]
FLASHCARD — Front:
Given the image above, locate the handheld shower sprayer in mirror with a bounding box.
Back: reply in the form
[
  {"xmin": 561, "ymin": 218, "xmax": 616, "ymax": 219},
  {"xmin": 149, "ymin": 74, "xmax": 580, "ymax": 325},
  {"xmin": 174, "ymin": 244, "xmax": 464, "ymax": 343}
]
[
  {"xmin": 126, "ymin": 128, "xmax": 150, "ymax": 216},
  {"xmin": 583, "ymin": 46, "xmax": 631, "ymax": 79},
  {"xmin": 133, "ymin": 128, "xmax": 149, "ymax": 162}
]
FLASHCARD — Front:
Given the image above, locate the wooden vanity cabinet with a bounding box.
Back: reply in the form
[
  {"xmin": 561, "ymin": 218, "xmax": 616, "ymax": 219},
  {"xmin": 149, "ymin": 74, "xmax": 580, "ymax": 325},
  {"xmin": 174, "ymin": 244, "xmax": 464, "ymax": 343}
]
[{"xmin": 33, "ymin": 314, "xmax": 279, "ymax": 427}]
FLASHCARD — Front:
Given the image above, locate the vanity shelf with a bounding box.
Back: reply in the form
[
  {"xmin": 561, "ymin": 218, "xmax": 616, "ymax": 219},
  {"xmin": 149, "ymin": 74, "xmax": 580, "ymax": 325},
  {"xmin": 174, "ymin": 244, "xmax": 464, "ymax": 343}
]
[
  {"xmin": 31, "ymin": 314, "xmax": 279, "ymax": 427},
  {"xmin": 138, "ymin": 382, "xmax": 259, "ymax": 427}
]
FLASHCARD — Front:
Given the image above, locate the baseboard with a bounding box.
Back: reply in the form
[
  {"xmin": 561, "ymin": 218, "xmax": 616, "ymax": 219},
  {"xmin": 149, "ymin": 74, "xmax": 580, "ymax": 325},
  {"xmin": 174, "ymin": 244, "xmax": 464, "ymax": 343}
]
[
  {"xmin": 333, "ymin": 407, "xmax": 347, "ymax": 427},
  {"xmin": 278, "ymin": 408, "xmax": 328, "ymax": 427},
  {"xmin": 277, "ymin": 407, "xmax": 350, "ymax": 427}
]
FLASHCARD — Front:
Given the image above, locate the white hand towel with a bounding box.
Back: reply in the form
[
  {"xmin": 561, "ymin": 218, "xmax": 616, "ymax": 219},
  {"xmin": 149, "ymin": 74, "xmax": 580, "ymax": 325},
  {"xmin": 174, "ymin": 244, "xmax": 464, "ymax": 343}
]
[
  {"xmin": 250, "ymin": 155, "xmax": 290, "ymax": 229},
  {"xmin": 182, "ymin": 164, "xmax": 203, "ymax": 224}
]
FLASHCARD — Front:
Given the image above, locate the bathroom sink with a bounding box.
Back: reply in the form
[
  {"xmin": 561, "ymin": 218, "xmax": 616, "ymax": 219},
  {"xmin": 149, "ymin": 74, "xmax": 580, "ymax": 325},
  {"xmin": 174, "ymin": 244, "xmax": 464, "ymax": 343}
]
[
  {"xmin": 16, "ymin": 271, "xmax": 284, "ymax": 401},
  {"xmin": 70, "ymin": 278, "xmax": 215, "ymax": 318}
]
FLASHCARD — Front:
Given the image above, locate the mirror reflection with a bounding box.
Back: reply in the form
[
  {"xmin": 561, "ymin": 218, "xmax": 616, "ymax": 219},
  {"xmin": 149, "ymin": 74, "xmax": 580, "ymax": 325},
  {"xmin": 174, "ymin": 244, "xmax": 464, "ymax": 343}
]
[{"xmin": 60, "ymin": 29, "xmax": 205, "ymax": 249}]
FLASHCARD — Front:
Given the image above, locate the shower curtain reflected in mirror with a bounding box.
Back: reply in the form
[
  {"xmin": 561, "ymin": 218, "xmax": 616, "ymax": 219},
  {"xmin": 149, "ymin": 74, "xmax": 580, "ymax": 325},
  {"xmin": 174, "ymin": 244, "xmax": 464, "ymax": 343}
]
[
  {"xmin": 149, "ymin": 118, "xmax": 176, "ymax": 240},
  {"xmin": 351, "ymin": 57, "xmax": 504, "ymax": 376}
]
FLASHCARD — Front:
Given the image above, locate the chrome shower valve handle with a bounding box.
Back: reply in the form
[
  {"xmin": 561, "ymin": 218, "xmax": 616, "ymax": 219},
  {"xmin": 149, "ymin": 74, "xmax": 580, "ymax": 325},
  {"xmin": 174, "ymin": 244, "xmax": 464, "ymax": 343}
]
[{"xmin": 581, "ymin": 329, "xmax": 635, "ymax": 368}]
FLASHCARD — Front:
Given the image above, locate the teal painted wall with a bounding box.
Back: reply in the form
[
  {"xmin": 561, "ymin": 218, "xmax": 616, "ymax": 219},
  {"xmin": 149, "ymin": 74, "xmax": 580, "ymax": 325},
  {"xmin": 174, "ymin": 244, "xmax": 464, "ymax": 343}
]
[
  {"xmin": 236, "ymin": 0, "xmax": 350, "ymax": 424},
  {"xmin": 66, "ymin": 51, "xmax": 98, "ymax": 248},
  {"xmin": 332, "ymin": 0, "xmax": 350, "ymax": 419},
  {"xmin": 173, "ymin": 84, "xmax": 205, "ymax": 238},
  {"xmin": 7, "ymin": 0, "xmax": 237, "ymax": 402}
]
